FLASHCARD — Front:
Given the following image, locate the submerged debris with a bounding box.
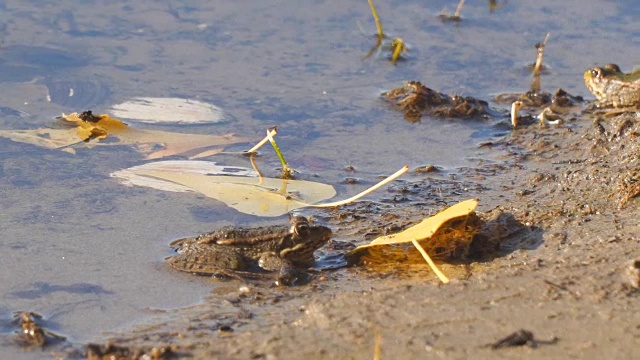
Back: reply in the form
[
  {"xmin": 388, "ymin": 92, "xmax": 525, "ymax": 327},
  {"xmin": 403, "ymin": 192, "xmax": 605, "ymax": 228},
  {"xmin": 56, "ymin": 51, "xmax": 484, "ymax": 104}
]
[
  {"xmin": 495, "ymin": 34, "xmax": 583, "ymax": 127},
  {"xmin": 495, "ymin": 88, "xmax": 583, "ymax": 109},
  {"xmin": 11, "ymin": 311, "xmax": 66, "ymax": 348},
  {"xmin": 363, "ymin": 0, "xmax": 408, "ymax": 64},
  {"xmin": 382, "ymin": 81, "xmax": 492, "ymax": 122},
  {"xmin": 438, "ymin": 0, "xmax": 465, "ymax": 22}
]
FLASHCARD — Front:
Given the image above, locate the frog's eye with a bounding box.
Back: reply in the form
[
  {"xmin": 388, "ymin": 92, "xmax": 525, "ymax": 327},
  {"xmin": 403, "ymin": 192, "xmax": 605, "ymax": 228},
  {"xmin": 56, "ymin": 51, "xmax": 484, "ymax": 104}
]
[
  {"xmin": 293, "ymin": 221, "xmax": 311, "ymax": 237},
  {"xmin": 590, "ymin": 68, "xmax": 601, "ymax": 78}
]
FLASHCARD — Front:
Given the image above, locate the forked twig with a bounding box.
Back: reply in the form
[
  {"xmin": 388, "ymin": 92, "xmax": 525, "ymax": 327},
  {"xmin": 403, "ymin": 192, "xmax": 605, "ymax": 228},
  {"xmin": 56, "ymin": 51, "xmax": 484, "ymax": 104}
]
[
  {"xmin": 247, "ymin": 127, "xmax": 278, "ymax": 153},
  {"xmin": 246, "ymin": 127, "xmax": 293, "ymax": 178},
  {"xmin": 266, "ymin": 128, "xmax": 293, "ymax": 178}
]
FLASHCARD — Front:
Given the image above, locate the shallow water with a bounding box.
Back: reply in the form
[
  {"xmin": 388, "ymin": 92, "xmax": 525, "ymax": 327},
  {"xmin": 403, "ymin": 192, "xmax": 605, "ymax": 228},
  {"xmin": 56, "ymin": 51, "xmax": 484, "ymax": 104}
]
[{"xmin": 0, "ymin": 0, "xmax": 638, "ymax": 355}]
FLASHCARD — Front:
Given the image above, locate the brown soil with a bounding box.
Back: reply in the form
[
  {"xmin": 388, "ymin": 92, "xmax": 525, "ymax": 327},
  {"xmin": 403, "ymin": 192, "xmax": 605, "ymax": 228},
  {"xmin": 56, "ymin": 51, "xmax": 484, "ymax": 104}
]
[{"xmin": 52, "ymin": 113, "xmax": 640, "ymax": 359}]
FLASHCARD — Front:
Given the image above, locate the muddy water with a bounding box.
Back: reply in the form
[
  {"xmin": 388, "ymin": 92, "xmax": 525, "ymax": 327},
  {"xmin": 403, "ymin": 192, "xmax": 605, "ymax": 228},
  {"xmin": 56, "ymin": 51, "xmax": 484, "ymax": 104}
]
[{"xmin": 0, "ymin": 0, "xmax": 638, "ymax": 357}]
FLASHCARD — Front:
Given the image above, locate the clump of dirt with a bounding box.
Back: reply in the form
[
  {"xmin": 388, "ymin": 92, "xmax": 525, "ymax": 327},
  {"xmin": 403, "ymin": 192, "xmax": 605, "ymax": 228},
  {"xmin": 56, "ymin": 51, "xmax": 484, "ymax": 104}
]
[
  {"xmin": 382, "ymin": 81, "xmax": 496, "ymax": 122},
  {"xmin": 85, "ymin": 343, "xmax": 176, "ymax": 360}
]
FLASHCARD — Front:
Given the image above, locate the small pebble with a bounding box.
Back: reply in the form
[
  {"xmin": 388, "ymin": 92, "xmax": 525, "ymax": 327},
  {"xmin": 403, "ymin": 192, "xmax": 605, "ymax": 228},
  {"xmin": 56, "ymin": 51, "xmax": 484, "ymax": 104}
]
[{"xmin": 626, "ymin": 259, "xmax": 640, "ymax": 288}]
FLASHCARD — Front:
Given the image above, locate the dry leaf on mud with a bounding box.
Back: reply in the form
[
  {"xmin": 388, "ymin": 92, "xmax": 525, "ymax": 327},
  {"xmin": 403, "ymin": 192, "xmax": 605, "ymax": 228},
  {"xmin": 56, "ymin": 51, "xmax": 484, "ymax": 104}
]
[
  {"xmin": 345, "ymin": 199, "xmax": 480, "ymax": 282},
  {"xmin": 0, "ymin": 112, "xmax": 248, "ymax": 159},
  {"xmin": 111, "ymin": 160, "xmax": 337, "ymax": 217}
]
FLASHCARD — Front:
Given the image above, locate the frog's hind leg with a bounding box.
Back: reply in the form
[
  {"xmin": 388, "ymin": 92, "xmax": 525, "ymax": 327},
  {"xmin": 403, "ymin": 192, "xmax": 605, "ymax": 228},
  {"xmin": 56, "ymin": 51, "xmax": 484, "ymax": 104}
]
[
  {"xmin": 167, "ymin": 256, "xmax": 250, "ymax": 282},
  {"xmin": 166, "ymin": 251, "xmax": 247, "ymax": 276}
]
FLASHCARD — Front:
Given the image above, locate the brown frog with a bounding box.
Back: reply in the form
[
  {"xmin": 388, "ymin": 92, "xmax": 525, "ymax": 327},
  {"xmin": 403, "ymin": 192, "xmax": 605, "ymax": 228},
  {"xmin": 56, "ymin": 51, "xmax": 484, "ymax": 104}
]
[
  {"xmin": 584, "ymin": 64, "xmax": 640, "ymax": 108},
  {"xmin": 167, "ymin": 216, "xmax": 332, "ymax": 285}
]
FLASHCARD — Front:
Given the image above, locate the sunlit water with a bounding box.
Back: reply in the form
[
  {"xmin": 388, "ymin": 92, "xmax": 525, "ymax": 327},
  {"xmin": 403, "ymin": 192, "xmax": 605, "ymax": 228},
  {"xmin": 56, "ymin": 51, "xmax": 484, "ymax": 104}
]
[{"xmin": 0, "ymin": 1, "xmax": 638, "ymax": 356}]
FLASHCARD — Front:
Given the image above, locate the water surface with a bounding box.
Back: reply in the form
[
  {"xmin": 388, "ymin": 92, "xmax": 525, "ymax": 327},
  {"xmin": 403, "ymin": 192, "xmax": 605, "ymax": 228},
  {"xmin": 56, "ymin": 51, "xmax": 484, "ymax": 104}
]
[{"xmin": 0, "ymin": 0, "xmax": 638, "ymax": 356}]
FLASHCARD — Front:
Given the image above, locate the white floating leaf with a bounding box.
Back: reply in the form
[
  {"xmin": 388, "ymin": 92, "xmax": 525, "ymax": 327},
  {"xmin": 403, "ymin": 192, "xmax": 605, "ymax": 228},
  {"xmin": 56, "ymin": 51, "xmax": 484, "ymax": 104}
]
[{"xmin": 110, "ymin": 97, "xmax": 228, "ymax": 124}]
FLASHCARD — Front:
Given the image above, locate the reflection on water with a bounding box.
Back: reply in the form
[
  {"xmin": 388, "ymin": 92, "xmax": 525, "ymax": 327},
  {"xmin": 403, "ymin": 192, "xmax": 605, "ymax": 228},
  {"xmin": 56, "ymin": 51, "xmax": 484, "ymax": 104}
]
[
  {"xmin": 0, "ymin": 0, "xmax": 637, "ymax": 355},
  {"xmin": 9, "ymin": 282, "xmax": 113, "ymax": 300}
]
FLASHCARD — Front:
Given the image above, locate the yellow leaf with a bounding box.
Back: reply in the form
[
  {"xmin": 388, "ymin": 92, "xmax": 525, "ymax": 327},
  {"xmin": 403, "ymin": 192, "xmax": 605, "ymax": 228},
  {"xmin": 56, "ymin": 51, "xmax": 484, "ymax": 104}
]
[
  {"xmin": 0, "ymin": 113, "xmax": 247, "ymax": 159},
  {"xmin": 61, "ymin": 112, "xmax": 126, "ymax": 129},
  {"xmin": 61, "ymin": 112, "xmax": 129, "ymax": 141},
  {"xmin": 0, "ymin": 128, "xmax": 83, "ymax": 149},
  {"xmin": 346, "ymin": 199, "xmax": 479, "ymax": 269},
  {"xmin": 111, "ymin": 160, "xmax": 337, "ymax": 217},
  {"xmin": 142, "ymin": 171, "xmax": 335, "ymax": 217}
]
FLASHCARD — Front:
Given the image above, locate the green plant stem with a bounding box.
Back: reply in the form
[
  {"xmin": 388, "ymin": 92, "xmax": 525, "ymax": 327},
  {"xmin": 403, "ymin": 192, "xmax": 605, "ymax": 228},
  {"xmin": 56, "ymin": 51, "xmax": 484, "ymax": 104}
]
[{"xmin": 368, "ymin": 0, "xmax": 384, "ymax": 39}]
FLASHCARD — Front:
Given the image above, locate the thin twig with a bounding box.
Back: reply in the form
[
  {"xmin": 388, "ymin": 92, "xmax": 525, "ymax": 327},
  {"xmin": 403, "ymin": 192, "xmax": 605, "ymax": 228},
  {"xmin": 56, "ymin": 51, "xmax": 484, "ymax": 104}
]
[
  {"xmin": 373, "ymin": 327, "xmax": 382, "ymax": 360},
  {"xmin": 533, "ymin": 32, "xmax": 551, "ymax": 75},
  {"xmin": 313, "ymin": 165, "xmax": 408, "ymax": 207},
  {"xmin": 454, "ymin": 0, "xmax": 466, "ymax": 17},
  {"xmin": 531, "ymin": 33, "xmax": 551, "ymax": 93}
]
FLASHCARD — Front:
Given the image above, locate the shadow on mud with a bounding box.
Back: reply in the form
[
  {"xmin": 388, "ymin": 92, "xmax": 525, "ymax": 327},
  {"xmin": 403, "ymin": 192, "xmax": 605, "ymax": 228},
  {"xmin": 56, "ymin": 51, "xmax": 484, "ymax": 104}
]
[{"xmin": 469, "ymin": 209, "xmax": 544, "ymax": 262}]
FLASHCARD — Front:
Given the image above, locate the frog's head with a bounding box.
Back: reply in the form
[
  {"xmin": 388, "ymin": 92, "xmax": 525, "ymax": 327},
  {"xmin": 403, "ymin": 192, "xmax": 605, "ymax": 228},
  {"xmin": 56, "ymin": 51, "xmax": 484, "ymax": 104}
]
[{"xmin": 280, "ymin": 216, "xmax": 332, "ymax": 264}]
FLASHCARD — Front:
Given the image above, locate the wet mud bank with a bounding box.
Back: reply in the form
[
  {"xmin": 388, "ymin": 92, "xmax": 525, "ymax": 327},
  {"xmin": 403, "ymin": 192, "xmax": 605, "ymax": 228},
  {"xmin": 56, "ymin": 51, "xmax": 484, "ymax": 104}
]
[{"xmin": 32, "ymin": 113, "xmax": 635, "ymax": 359}]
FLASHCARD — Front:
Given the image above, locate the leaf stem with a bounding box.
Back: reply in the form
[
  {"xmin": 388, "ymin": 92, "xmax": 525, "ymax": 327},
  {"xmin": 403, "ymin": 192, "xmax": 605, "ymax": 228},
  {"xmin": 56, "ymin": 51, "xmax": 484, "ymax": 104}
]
[
  {"xmin": 313, "ymin": 165, "xmax": 408, "ymax": 207},
  {"xmin": 266, "ymin": 128, "xmax": 293, "ymax": 178},
  {"xmin": 411, "ymin": 239, "xmax": 450, "ymax": 284},
  {"xmin": 368, "ymin": 0, "xmax": 384, "ymax": 39}
]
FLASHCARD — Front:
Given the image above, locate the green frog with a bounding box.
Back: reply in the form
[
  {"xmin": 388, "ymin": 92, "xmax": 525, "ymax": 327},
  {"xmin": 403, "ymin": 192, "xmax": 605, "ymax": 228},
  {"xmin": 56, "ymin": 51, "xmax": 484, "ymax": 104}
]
[
  {"xmin": 167, "ymin": 216, "xmax": 332, "ymax": 286},
  {"xmin": 584, "ymin": 64, "xmax": 640, "ymax": 107}
]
